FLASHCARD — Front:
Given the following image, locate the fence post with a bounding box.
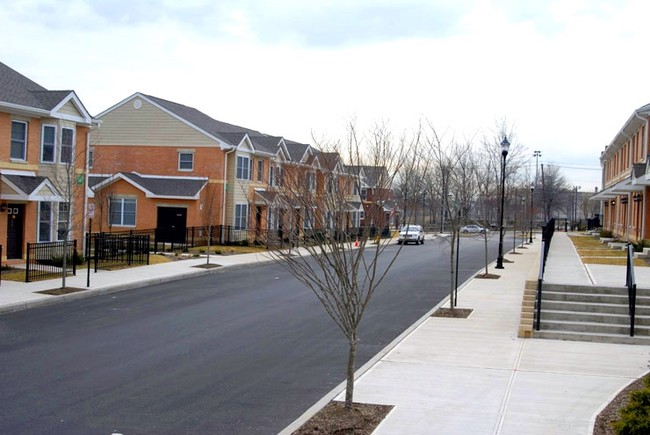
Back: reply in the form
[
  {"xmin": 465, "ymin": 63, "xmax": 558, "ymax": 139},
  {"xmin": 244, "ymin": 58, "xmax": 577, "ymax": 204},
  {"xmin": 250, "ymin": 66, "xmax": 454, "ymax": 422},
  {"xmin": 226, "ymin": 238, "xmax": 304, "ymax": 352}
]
[
  {"xmin": 25, "ymin": 242, "xmax": 31, "ymax": 283},
  {"xmin": 72, "ymin": 240, "xmax": 77, "ymax": 277}
]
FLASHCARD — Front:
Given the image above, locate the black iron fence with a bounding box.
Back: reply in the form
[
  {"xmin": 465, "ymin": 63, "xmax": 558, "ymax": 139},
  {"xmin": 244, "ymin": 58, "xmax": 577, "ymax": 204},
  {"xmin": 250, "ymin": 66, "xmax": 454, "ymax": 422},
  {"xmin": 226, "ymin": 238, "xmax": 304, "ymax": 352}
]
[
  {"xmin": 25, "ymin": 240, "xmax": 77, "ymax": 282},
  {"xmin": 95, "ymin": 225, "xmax": 393, "ymax": 252},
  {"xmin": 535, "ymin": 218, "xmax": 556, "ymax": 331},
  {"xmin": 88, "ymin": 232, "xmax": 150, "ymax": 271}
]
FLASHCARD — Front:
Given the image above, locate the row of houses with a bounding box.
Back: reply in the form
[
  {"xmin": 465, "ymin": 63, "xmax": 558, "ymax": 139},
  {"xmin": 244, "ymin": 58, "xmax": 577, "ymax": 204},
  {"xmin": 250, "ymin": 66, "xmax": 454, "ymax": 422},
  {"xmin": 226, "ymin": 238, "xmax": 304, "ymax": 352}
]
[
  {"xmin": 593, "ymin": 103, "xmax": 650, "ymax": 242},
  {"xmin": 0, "ymin": 62, "xmax": 398, "ymax": 263}
]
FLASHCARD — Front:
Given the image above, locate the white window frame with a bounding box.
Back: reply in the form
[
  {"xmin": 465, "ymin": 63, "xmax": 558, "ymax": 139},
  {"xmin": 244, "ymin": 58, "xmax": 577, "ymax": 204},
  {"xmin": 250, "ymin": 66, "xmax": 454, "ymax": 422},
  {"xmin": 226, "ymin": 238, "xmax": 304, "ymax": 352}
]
[
  {"xmin": 269, "ymin": 166, "xmax": 275, "ymax": 186},
  {"xmin": 38, "ymin": 201, "xmax": 52, "ymax": 242},
  {"xmin": 236, "ymin": 156, "xmax": 251, "ymax": 180},
  {"xmin": 306, "ymin": 172, "xmax": 316, "ymax": 192},
  {"xmin": 303, "ymin": 208, "xmax": 315, "ymax": 229},
  {"xmin": 57, "ymin": 202, "xmax": 70, "ymax": 241},
  {"xmin": 60, "ymin": 127, "xmax": 74, "ymax": 164},
  {"xmin": 178, "ymin": 151, "xmax": 194, "ymax": 171},
  {"xmin": 235, "ymin": 203, "xmax": 249, "ymax": 230},
  {"xmin": 41, "ymin": 124, "xmax": 56, "ymax": 163},
  {"xmin": 11, "ymin": 120, "xmax": 27, "ymax": 161},
  {"xmin": 109, "ymin": 197, "xmax": 137, "ymax": 227}
]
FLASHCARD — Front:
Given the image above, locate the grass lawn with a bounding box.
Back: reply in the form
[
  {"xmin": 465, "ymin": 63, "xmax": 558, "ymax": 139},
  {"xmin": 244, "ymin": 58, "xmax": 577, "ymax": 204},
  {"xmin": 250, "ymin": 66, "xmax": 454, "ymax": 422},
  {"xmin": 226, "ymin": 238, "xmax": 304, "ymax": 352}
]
[{"xmin": 568, "ymin": 234, "xmax": 648, "ymax": 267}]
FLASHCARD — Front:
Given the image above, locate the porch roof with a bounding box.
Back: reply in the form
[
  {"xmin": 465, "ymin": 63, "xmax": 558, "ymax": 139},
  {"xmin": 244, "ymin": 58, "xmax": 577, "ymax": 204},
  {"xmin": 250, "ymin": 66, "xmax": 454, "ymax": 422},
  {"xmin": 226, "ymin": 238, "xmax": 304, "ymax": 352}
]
[{"xmin": 89, "ymin": 172, "xmax": 208, "ymax": 200}]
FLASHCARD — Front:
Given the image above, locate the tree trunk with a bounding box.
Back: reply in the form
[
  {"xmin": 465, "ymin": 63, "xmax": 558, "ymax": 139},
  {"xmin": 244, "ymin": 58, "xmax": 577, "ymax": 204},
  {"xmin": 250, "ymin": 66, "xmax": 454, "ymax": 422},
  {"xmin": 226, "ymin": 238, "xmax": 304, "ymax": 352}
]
[
  {"xmin": 206, "ymin": 224, "xmax": 211, "ymax": 265},
  {"xmin": 484, "ymin": 232, "xmax": 489, "ymax": 275},
  {"xmin": 344, "ymin": 334, "xmax": 358, "ymax": 409}
]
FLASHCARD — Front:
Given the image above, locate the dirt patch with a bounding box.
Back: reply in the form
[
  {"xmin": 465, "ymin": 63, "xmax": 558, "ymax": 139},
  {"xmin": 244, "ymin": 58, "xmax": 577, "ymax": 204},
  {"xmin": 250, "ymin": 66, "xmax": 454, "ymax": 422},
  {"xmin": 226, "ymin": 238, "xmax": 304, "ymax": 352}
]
[
  {"xmin": 593, "ymin": 373, "xmax": 650, "ymax": 435},
  {"xmin": 37, "ymin": 287, "xmax": 86, "ymax": 296},
  {"xmin": 432, "ymin": 307, "xmax": 473, "ymax": 318},
  {"xmin": 292, "ymin": 401, "xmax": 393, "ymax": 435},
  {"xmin": 192, "ymin": 263, "xmax": 222, "ymax": 269},
  {"xmin": 475, "ymin": 273, "xmax": 500, "ymax": 279}
]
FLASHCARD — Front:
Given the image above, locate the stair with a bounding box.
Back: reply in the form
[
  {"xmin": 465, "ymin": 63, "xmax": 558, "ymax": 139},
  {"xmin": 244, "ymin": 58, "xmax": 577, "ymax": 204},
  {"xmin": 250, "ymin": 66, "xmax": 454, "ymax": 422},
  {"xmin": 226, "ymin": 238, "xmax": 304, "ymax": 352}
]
[{"xmin": 533, "ymin": 283, "xmax": 650, "ymax": 345}]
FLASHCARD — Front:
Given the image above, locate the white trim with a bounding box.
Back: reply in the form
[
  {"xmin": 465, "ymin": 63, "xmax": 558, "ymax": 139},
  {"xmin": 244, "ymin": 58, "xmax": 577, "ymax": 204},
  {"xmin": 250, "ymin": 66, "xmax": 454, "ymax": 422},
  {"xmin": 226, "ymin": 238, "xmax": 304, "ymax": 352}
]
[
  {"xmin": 178, "ymin": 150, "xmax": 195, "ymax": 172},
  {"xmin": 50, "ymin": 91, "xmax": 94, "ymax": 125}
]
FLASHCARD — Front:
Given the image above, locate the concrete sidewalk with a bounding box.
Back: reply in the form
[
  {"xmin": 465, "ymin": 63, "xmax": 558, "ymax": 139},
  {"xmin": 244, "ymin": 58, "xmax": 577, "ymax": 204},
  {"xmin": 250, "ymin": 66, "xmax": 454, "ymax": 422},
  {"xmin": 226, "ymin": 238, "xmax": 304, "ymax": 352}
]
[
  {"xmin": 0, "ymin": 250, "xmax": 276, "ymax": 314},
  {"xmin": 1, "ymin": 234, "xmax": 648, "ymax": 434},
  {"xmin": 283, "ymin": 232, "xmax": 650, "ymax": 434}
]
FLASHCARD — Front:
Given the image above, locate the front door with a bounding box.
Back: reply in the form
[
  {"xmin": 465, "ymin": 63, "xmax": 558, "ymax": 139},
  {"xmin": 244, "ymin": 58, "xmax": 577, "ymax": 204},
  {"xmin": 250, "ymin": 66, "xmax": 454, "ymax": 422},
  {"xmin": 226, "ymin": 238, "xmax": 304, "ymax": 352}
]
[
  {"xmin": 156, "ymin": 207, "xmax": 187, "ymax": 243},
  {"xmin": 6, "ymin": 204, "xmax": 24, "ymax": 259}
]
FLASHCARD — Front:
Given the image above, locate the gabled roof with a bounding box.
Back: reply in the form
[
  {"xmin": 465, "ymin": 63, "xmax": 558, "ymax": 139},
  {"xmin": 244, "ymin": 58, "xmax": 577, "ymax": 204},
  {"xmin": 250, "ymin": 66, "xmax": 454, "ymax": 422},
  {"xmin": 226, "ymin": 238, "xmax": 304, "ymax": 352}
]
[
  {"xmin": 0, "ymin": 62, "xmax": 94, "ymax": 124},
  {"xmin": 284, "ymin": 140, "xmax": 312, "ymax": 163},
  {"xmin": 1, "ymin": 173, "xmax": 62, "ymax": 201},
  {"xmin": 89, "ymin": 172, "xmax": 207, "ymax": 199}
]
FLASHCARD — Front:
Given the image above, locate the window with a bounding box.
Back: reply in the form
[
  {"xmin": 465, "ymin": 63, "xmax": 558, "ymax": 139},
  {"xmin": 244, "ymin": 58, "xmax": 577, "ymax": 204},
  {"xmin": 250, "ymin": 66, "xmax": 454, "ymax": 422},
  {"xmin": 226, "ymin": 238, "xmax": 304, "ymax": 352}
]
[
  {"xmin": 257, "ymin": 160, "xmax": 263, "ymax": 182},
  {"xmin": 57, "ymin": 202, "xmax": 70, "ymax": 240},
  {"xmin": 11, "ymin": 121, "xmax": 27, "ymax": 160},
  {"xmin": 360, "ymin": 188, "xmax": 367, "ymax": 200},
  {"xmin": 236, "ymin": 156, "xmax": 251, "ymax": 180},
  {"xmin": 306, "ymin": 172, "xmax": 316, "ymax": 191},
  {"xmin": 38, "ymin": 202, "xmax": 52, "ymax": 242},
  {"xmin": 88, "ymin": 148, "xmax": 94, "ymax": 168},
  {"xmin": 235, "ymin": 204, "xmax": 249, "ymax": 230},
  {"xmin": 269, "ymin": 166, "xmax": 275, "ymax": 186},
  {"xmin": 41, "ymin": 125, "xmax": 56, "ymax": 163},
  {"xmin": 303, "ymin": 208, "xmax": 314, "ymax": 229},
  {"xmin": 60, "ymin": 127, "xmax": 74, "ymax": 163},
  {"xmin": 178, "ymin": 151, "xmax": 194, "ymax": 171},
  {"xmin": 109, "ymin": 198, "xmax": 136, "ymax": 226}
]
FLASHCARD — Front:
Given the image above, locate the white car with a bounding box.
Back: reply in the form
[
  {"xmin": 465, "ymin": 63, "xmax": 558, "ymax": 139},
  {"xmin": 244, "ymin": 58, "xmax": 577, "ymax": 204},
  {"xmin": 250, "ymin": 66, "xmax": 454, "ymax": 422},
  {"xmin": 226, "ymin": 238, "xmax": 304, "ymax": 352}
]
[{"xmin": 397, "ymin": 225, "xmax": 424, "ymax": 245}]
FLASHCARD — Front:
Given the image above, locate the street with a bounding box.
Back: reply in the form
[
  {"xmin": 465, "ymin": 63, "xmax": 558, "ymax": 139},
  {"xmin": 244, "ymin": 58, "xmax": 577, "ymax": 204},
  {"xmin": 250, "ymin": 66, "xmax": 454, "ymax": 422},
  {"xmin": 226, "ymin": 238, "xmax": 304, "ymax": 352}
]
[{"xmin": 0, "ymin": 235, "xmax": 506, "ymax": 434}]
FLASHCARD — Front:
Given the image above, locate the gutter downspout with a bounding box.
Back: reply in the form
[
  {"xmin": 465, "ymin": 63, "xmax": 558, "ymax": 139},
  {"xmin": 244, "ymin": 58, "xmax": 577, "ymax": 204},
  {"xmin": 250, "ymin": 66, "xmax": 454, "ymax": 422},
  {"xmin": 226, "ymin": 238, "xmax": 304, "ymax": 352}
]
[{"xmin": 634, "ymin": 112, "xmax": 649, "ymax": 240}]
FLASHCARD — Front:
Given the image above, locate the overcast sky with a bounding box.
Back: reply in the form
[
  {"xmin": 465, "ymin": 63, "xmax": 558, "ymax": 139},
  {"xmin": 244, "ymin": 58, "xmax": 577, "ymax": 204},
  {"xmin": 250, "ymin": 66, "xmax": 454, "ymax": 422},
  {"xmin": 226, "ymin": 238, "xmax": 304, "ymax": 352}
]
[{"xmin": 3, "ymin": 0, "xmax": 649, "ymax": 191}]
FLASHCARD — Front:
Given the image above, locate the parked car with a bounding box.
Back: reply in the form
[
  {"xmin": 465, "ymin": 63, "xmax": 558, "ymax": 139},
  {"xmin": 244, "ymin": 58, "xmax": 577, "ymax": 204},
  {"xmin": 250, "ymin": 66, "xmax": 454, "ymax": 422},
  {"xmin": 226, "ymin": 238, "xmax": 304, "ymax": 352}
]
[
  {"xmin": 460, "ymin": 224, "xmax": 486, "ymax": 234},
  {"xmin": 397, "ymin": 225, "xmax": 424, "ymax": 245}
]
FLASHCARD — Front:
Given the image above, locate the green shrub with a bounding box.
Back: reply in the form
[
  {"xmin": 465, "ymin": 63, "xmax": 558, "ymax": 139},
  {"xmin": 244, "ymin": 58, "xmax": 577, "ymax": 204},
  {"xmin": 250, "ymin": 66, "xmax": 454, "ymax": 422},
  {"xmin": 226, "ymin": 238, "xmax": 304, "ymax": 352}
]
[
  {"xmin": 47, "ymin": 251, "xmax": 84, "ymax": 267},
  {"xmin": 613, "ymin": 378, "xmax": 650, "ymax": 434},
  {"xmin": 634, "ymin": 240, "xmax": 648, "ymax": 253},
  {"xmin": 600, "ymin": 229, "xmax": 614, "ymax": 238}
]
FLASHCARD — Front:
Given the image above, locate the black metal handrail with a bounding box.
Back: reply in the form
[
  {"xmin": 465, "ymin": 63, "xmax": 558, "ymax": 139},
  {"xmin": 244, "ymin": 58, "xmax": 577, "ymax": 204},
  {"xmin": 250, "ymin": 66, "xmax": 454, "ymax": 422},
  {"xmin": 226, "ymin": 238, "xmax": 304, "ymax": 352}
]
[
  {"xmin": 626, "ymin": 242, "xmax": 637, "ymax": 337},
  {"xmin": 535, "ymin": 218, "xmax": 556, "ymax": 331}
]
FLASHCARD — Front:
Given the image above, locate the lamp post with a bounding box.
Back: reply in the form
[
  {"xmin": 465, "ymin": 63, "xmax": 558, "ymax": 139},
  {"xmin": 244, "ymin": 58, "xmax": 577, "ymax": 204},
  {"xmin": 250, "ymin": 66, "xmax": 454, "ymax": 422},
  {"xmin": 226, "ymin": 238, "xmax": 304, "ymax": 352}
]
[
  {"xmin": 529, "ymin": 182, "xmax": 534, "ymax": 243},
  {"xmin": 495, "ymin": 136, "xmax": 510, "ymax": 269}
]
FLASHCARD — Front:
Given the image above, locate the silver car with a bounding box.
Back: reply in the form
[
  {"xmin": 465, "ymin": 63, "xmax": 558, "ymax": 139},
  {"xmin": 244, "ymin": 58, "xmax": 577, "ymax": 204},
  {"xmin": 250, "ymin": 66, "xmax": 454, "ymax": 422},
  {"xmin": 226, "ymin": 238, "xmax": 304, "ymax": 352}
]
[
  {"xmin": 397, "ymin": 225, "xmax": 424, "ymax": 245},
  {"xmin": 460, "ymin": 224, "xmax": 486, "ymax": 234}
]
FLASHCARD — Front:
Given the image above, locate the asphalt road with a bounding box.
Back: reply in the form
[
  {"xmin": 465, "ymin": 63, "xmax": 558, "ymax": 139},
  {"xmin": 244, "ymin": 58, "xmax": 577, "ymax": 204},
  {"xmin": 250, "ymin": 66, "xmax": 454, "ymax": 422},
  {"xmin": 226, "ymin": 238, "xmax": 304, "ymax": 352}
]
[{"xmin": 0, "ymin": 234, "xmax": 507, "ymax": 434}]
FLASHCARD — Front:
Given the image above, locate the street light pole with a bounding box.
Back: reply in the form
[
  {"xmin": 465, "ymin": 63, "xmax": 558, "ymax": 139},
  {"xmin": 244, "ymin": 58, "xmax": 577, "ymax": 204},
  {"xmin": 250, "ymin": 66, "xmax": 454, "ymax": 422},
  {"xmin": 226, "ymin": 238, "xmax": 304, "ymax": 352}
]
[
  {"xmin": 529, "ymin": 182, "xmax": 534, "ymax": 243},
  {"xmin": 495, "ymin": 136, "xmax": 510, "ymax": 269}
]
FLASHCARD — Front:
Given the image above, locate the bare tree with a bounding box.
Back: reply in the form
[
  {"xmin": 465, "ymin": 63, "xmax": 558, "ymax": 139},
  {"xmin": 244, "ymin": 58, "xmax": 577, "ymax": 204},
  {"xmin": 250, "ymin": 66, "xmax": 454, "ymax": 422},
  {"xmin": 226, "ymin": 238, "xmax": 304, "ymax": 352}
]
[
  {"xmin": 46, "ymin": 129, "xmax": 91, "ymax": 289},
  {"xmin": 252, "ymin": 122, "xmax": 424, "ymax": 409},
  {"xmin": 539, "ymin": 163, "xmax": 570, "ymax": 221},
  {"xmin": 199, "ymin": 180, "xmax": 221, "ymax": 265},
  {"xmin": 426, "ymin": 126, "xmax": 478, "ymax": 310}
]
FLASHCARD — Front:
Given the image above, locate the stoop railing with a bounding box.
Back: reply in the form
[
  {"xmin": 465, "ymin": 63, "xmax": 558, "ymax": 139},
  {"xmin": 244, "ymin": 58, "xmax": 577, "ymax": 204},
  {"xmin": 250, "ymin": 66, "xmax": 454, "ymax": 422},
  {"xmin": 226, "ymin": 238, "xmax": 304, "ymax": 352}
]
[
  {"xmin": 626, "ymin": 242, "xmax": 637, "ymax": 336},
  {"xmin": 535, "ymin": 218, "xmax": 555, "ymax": 331}
]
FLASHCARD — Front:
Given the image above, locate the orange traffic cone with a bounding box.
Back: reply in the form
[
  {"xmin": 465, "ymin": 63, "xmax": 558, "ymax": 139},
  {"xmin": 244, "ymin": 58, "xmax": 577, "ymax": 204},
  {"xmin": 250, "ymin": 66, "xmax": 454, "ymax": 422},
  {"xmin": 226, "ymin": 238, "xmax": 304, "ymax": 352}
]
[{"xmin": 354, "ymin": 237, "xmax": 359, "ymax": 247}]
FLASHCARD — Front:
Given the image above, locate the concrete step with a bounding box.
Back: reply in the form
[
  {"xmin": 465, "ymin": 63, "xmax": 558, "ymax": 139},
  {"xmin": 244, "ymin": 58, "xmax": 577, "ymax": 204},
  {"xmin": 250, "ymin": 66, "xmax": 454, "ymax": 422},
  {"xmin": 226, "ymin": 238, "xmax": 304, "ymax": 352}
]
[
  {"xmin": 542, "ymin": 284, "xmax": 650, "ymax": 296},
  {"xmin": 541, "ymin": 310, "xmax": 650, "ymax": 326},
  {"xmin": 540, "ymin": 300, "xmax": 650, "ymax": 316},
  {"xmin": 534, "ymin": 330, "xmax": 650, "ymax": 345},
  {"xmin": 539, "ymin": 319, "xmax": 650, "ymax": 336},
  {"xmin": 542, "ymin": 291, "xmax": 650, "ymax": 305}
]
